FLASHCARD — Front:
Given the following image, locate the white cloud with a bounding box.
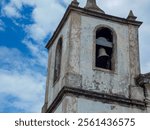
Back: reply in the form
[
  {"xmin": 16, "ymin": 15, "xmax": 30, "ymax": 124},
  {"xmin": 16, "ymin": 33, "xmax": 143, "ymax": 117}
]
[
  {"xmin": 0, "ymin": 46, "xmax": 31, "ymax": 71},
  {"xmin": 25, "ymin": 0, "xmax": 65, "ymax": 42},
  {"xmin": 1, "ymin": 0, "xmax": 35, "ymax": 18},
  {"xmin": 0, "ymin": 69, "xmax": 45, "ymax": 112},
  {"xmin": 1, "ymin": 0, "xmax": 64, "ymax": 67},
  {"xmin": 0, "ymin": 0, "xmax": 150, "ymax": 113},
  {"xmin": 0, "ymin": 0, "xmax": 65, "ymax": 112},
  {"xmin": 0, "ymin": 46, "xmax": 46, "ymax": 112},
  {"xmin": 2, "ymin": 3, "xmax": 21, "ymax": 18},
  {"xmin": 2, "ymin": 0, "xmax": 66, "ymax": 42},
  {"xmin": 22, "ymin": 39, "xmax": 48, "ymax": 67}
]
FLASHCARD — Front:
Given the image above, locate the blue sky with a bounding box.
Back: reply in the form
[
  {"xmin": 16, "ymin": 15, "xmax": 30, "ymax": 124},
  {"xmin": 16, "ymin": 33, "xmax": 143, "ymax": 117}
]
[{"xmin": 0, "ymin": 0, "xmax": 150, "ymax": 113}]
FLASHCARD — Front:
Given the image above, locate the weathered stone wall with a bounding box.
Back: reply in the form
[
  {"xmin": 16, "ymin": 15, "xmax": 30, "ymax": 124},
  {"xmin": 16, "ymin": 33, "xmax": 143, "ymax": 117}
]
[
  {"xmin": 67, "ymin": 12, "xmax": 81, "ymax": 74},
  {"xmin": 46, "ymin": 16, "xmax": 72, "ymax": 108},
  {"xmin": 136, "ymin": 73, "xmax": 150, "ymax": 112},
  {"xmin": 45, "ymin": 10, "xmax": 146, "ymax": 113},
  {"xmin": 128, "ymin": 25, "xmax": 144, "ymax": 101},
  {"xmin": 80, "ymin": 15, "xmax": 130, "ymax": 98},
  {"xmin": 54, "ymin": 95, "xmax": 145, "ymax": 113}
]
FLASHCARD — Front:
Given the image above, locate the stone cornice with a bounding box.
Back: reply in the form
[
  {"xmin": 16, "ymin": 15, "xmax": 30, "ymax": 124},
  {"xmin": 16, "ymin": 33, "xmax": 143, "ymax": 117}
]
[
  {"xmin": 46, "ymin": 86, "xmax": 146, "ymax": 113},
  {"xmin": 46, "ymin": 5, "xmax": 142, "ymax": 49}
]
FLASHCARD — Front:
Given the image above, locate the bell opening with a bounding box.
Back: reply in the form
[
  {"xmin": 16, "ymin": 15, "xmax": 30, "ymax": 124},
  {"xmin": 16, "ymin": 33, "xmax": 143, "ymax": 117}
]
[{"xmin": 95, "ymin": 27, "xmax": 113, "ymax": 70}]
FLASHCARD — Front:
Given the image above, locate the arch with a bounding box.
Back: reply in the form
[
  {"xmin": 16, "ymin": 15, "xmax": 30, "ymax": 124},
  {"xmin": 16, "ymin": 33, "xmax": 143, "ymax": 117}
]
[
  {"xmin": 53, "ymin": 37, "xmax": 63, "ymax": 83},
  {"xmin": 93, "ymin": 25, "xmax": 117, "ymax": 71}
]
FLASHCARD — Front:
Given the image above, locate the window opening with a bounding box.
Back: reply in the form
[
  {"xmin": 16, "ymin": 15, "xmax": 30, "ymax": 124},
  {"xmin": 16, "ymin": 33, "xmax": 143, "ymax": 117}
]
[
  {"xmin": 54, "ymin": 38, "xmax": 62, "ymax": 83},
  {"xmin": 96, "ymin": 28, "xmax": 113, "ymax": 70}
]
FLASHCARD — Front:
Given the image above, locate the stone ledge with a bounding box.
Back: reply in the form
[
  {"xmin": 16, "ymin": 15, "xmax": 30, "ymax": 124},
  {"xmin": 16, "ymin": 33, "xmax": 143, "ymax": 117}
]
[
  {"xmin": 46, "ymin": 86, "xmax": 146, "ymax": 113},
  {"xmin": 46, "ymin": 5, "xmax": 142, "ymax": 49},
  {"xmin": 130, "ymin": 86, "xmax": 145, "ymax": 101},
  {"xmin": 62, "ymin": 73, "xmax": 82, "ymax": 88}
]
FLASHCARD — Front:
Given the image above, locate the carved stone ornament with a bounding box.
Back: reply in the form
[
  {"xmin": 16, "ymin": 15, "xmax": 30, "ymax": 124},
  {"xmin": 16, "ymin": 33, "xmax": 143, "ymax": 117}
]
[
  {"xmin": 136, "ymin": 73, "xmax": 150, "ymax": 87},
  {"xmin": 71, "ymin": 0, "xmax": 79, "ymax": 7},
  {"xmin": 127, "ymin": 10, "xmax": 137, "ymax": 21},
  {"xmin": 84, "ymin": 0, "xmax": 105, "ymax": 13}
]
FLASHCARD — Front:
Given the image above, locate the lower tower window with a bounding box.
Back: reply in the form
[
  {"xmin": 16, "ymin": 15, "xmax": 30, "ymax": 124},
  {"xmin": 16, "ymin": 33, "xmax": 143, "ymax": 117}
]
[{"xmin": 53, "ymin": 37, "xmax": 62, "ymax": 83}]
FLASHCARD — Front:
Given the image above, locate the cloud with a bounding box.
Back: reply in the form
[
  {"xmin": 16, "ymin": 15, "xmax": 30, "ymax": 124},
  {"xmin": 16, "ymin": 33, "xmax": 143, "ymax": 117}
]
[
  {"xmin": 0, "ymin": 46, "xmax": 23, "ymax": 65},
  {"xmin": 0, "ymin": 0, "xmax": 66, "ymax": 112},
  {"xmin": 2, "ymin": 0, "xmax": 66, "ymax": 42},
  {"xmin": 22, "ymin": 39, "xmax": 48, "ymax": 67},
  {"xmin": 0, "ymin": 0, "xmax": 150, "ymax": 113},
  {"xmin": 2, "ymin": 2, "xmax": 21, "ymax": 18},
  {"xmin": 0, "ymin": 69, "xmax": 45, "ymax": 112},
  {"xmin": 0, "ymin": 46, "xmax": 33, "ymax": 72},
  {"xmin": 0, "ymin": 46, "xmax": 46, "ymax": 112},
  {"xmin": 1, "ymin": 0, "xmax": 65, "ymax": 66},
  {"xmin": 25, "ymin": 0, "xmax": 65, "ymax": 42},
  {"xmin": 1, "ymin": 0, "xmax": 35, "ymax": 18}
]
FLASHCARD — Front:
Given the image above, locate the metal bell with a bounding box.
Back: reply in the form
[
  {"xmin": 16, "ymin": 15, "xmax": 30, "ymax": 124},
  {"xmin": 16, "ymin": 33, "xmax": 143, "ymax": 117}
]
[{"xmin": 98, "ymin": 48, "xmax": 109, "ymax": 58}]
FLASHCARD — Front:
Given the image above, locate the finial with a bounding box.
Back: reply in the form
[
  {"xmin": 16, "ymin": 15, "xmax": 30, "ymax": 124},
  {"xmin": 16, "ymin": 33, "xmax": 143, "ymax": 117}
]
[
  {"xmin": 71, "ymin": 0, "xmax": 79, "ymax": 7},
  {"xmin": 84, "ymin": 0, "xmax": 105, "ymax": 13},
  {"xmin": 127, "ymin": 10, "xmax": 137, "ymax": 21}
]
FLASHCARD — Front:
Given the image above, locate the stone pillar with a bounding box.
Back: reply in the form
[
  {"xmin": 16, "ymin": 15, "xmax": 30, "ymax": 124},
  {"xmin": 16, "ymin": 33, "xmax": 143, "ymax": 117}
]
[
  {"xmin": 67, "ymin": 12, "xmax": 81, "ymax": 74},
  {"xmin": 128, "ymin": 25, "xmax": 144, "ymax": 101},
  {"xmin": 136, "ymin": 73, "xmax": 150, "ymax": 111}
]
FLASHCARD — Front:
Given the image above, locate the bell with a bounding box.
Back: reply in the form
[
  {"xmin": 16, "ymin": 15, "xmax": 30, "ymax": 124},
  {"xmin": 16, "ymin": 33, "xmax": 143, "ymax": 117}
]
[
  {"xmin": 98, "ymin": 48, "xmax": 109, "ymax": 58},
  {"xmin": 84, "ymin": 0, "xmax": 105, "ymax": 13},
  {"xmin": 96, "ymin": 48, "xmax": 110, "ymax": 69}
]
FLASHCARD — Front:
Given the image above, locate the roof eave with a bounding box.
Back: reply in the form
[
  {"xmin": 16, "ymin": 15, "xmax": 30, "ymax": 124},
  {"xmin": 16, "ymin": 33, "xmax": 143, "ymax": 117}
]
[{"xmin": 46, "ymin": 5, "xmax": 143, "ymax": 49}]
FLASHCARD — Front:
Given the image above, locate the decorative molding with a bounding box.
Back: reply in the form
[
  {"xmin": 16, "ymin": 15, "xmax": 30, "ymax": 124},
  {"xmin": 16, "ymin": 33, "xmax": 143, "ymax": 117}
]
[
  {"xmin": 127, "ymin": 10, "xmax": 137, "ymax": 21},
  {"xmin": 84, "ymin": 0, "xmax": 105, "ymax": 13},
  {"xmin": 46, "ymin": 86, "xmax": 146, "ymax": 113},
  {"xmin": 136, "ymin": 73, "xmax": 150, "ymax": 87},
  {"xmin": 46, "ymin": 5, "xmax": 142, "ymax": 49},
  {"xmin": 62, "ymin": 73, "xmax": 82, "ymax": 88}
]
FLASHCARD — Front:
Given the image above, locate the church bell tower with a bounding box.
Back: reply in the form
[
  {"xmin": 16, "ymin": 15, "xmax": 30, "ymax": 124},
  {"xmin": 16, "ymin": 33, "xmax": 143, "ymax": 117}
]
[{"xmin": 42, "ymin": 0, "xmax": 150, "ymax": 112}]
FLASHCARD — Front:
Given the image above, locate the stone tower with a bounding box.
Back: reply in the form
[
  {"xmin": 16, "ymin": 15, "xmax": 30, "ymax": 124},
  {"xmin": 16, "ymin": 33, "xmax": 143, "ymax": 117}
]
[{"xmin": 42, "ymin": 0, "xmax": 150, "ymax": 113}]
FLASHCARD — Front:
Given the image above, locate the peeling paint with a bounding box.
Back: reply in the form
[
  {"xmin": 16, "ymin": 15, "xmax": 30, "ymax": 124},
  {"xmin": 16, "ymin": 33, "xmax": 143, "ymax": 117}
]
[{"xmin": 43, "ymin": 8, "xmax": 147, "ymax": 113}]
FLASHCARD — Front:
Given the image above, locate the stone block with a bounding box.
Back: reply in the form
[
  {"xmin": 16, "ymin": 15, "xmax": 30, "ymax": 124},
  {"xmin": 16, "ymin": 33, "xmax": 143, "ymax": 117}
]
[
  {"xmin": 130, "ymin": 86, "xmax": 145, "ymax": 101},
  {"xmin": 62, "ymin": 73, "xmax": 82, "ymax": 88}
]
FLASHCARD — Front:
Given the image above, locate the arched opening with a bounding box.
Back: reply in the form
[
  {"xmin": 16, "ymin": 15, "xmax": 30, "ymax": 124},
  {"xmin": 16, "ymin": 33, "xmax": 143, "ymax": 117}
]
[
  {"xmin": 95, "ymin": 27, "xmax": 113, "ymax": 70},
  {"xmin": 53, "ymin": 37, "xmax": 62, "ymax": 83}
]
